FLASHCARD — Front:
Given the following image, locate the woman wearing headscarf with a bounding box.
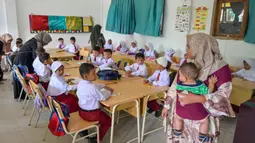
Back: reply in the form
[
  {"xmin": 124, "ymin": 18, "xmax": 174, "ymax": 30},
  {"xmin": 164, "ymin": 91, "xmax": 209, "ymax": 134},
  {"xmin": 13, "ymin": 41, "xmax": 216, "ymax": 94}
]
[
  {"xmin": 89, "ymin": 24, "xmax": 106, "ymax": 53},
  {"xmin": 1, "ymin": 34, "xmax": 13, "ymax": 72},
  {"xmin": 116, "ymin": 41, "xmax": 128, "ymax": 54},
  {"xmin": 232, "ymin": 58, "xmax": 255, "ymax": 82},
  {"xmin": 13, "ymin": 32, "xmax": 52, "ymax": 99},
  {"xmin": 144, "ymin": 43, "xmax": 156, "ymax": 59},
  {"xmin": 14, "ymin": 32, "xmax": 52, "ymax": 73},
  {"xmin": 162, "ymin": 33, "xmax": 235, "ymax": 142}
]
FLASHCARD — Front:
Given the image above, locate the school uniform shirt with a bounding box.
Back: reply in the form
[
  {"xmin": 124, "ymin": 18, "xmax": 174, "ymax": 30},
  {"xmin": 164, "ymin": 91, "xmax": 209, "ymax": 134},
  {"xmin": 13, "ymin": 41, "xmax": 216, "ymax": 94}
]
[
  {"xmin": 104, "ymin": 43, "xmax": 113, "ymax": 50},
  {"xmin": 99, "ymin": 58, "xmax": 115, "ymax": 69},
  {"xmin": 144, "ymin": 50, "xmax": 156, "ymax": 58},
  {"xmin": 47, "ymin": 73, "xmax": 77, "ymax": 96},
  {"xmin": 128, "ymin": 47, "xmax": 138, "ymax": 54},
  {"xmin": 57, "ymin": 43, "xmax": 66, "ymax": 49},
  {"xmin": 77, "ymin": 80, "xmax": 111, "ymax": 110},
  {"xmin": 147, "ymin": 69, "xmax": 170, "ymax": 86},
  {"xmin": 64, "ymin": 44, "xmax": 80, "ymax": 54},
  {"xmin": 232, "ymin": 69, "xmax": 255, "ymax": 82},
  {"xmin": 38, "ymin": 64, "xmax": 52, "ymax": 82},
  {"xmin": 33, "ymin": 57, "xmax": 44, "ymax": 74},
  {"xmin": 90, "ymin": 54, "xmax": 103, "ymax": 66},
  {"xmin": 124, "ymin": 63, "xmax": 148, "ymax": 77},
  {"xmin": 12, "ymin": 45, "xmax": 20, "ymax": 52}
]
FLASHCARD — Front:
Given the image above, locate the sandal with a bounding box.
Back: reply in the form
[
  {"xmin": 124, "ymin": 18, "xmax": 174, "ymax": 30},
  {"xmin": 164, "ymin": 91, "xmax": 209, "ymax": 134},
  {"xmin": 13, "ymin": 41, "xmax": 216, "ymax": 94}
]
[{"xmin": 199, "ymin": 133, "xmax": 213, "ymax": 143}]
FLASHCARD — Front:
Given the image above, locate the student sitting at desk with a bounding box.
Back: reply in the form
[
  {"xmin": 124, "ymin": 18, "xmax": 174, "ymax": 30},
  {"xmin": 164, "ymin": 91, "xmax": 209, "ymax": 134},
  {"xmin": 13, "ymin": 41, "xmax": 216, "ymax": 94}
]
[
  {"xmin": 37, "ymin": 52, "xmax": 52, "ymax": 90},
  {"xmin": 90, "ymin": 46, "xmax": 103, "ymax": 66},
  {"xmin": 127, "ymin": 40, "xmax": 138, "ymax": 55},
  {"xmin": 144, "ymin": 57, "xmax": 170, "ymax": 117},
  {"xmin": 144, "ymin": 43, "xmax": 156, "ymax": 59},
  {"xmin": 47, "ymin": 61, "xmax": 79, "ymax": 113},
  {"xmin": 232, "ymin": 59, "xmax": 255, "ymax": 82},
  {"xmin": 57, "ymin": 37, "xmax": 65, "ymax": 49},
  {"xmin": 164, "ymin": 48, "xmax": 176, "ymax": 63},
  {"xmin": 77, "ymin": 63, "xmax": 113, "ymax": 142},
  {"xmin": 33, "ymin": 48, "xmax": 46, "ymax": 72},
  {"xmin": 104, "ymin": 39, "xmax": 113, "ymax": 50},
  {"xmin": 99, "ymin": 49, "xmax": 118, "ymax": 70},
  {"xmin": 125, "ymin": 53, "xmax": 148, "ymax": 77},
  {"xmin": 116, "ymin": 41, "xmax": 128, "ymax": 54},
  {"xmin": 64, "ymin": 37, "xmax": 80, "ymax": 60}
]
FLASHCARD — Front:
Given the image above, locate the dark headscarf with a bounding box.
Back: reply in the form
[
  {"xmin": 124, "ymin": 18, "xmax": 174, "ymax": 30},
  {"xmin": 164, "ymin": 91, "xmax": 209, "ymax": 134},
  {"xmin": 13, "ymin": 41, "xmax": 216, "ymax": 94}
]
[
  {"xmin": 34, "ymin": 32, "xmax": 52, "ymax": 49},
  {"xmin": 90, "ymin": 24, "xmax": 102, "ymax": 47}
]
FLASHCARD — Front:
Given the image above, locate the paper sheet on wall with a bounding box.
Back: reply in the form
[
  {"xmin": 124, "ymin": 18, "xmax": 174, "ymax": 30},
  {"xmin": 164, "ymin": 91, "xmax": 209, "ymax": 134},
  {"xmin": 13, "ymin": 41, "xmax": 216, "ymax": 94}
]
[
  {"xmin": 175, "ymin": 6, "xmax": 191, "ymax": 32},
  {"xmin": 193, "ymin": 6, "xmax": 208, "ymax": 31}
]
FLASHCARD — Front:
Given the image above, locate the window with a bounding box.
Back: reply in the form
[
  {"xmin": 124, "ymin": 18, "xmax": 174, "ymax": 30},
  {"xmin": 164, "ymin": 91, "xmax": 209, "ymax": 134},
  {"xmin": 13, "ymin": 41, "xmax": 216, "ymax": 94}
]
[{"xmin": 211, "ymin": 0, "xmax": 249, "ymax": 40}]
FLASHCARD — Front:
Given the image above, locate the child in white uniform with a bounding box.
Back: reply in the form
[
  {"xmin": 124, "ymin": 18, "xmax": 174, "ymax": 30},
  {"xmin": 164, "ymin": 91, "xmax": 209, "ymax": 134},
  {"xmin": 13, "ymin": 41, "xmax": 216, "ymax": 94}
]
[
  {"xmin": 57, "ymin": 38, "xmax": 65, "ymax": 49},
  {"xmin": 104, "ymin": 39, "xmax": 113, "ymax": 50},
  {"xmin": 64, "ymin": 37, "xmax": 80, "ymax": 60},
  {"xmin": 90, "ymin": 46, "xmax": 103, "ymax": 66},
  {"xmin": 144, "ymin": 43, "xmax": 156, "ymax": 59},
  {"xmin": 99, "ymin": 49, "xmax": 117, "ymax": 70},
  {"xmin": 127, "ymin": 40, "xmax": 138, "ymax": 55},
  {"xmin": 125, "ymin": 53, "xmax": 148, "ymax": 77},
  {"xmin": 144, "ymin": 57, "xmax": 170, "ymax": 117},
  {"xmin": 37, "ymin": 52, "xmax": 52, "ymax": 89},
  {"xmin": 232, "ymin": 59, "xmax": 255, "ymax": 82}
]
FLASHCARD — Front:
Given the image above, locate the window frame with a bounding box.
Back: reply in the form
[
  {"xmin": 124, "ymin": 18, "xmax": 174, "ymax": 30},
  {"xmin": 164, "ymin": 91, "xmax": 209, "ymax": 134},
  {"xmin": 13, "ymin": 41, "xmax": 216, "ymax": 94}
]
[{"xmin": 210, "ymin": 0, "xmax": 249, "ymax": 40}]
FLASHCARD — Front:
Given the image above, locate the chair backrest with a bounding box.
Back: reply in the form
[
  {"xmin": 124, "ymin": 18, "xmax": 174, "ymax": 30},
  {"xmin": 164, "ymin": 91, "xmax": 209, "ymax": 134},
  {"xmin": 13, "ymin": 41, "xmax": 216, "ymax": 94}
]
[
  {"xmin": 14, "ymin": 68, "xmax": 32, "ymax": 96},
  {"xmin": 51, "ymin": 99, "xmax": 69, "ymax": 133},
  {"xmin": 29, "ymin": 80, "xmax": 49, "ymax": 110},
  {"xmin": 79, "ymin": 48, "xmax": 91, "ymax": 57},
  {"xmin": 117, "ymin": 58, "xmax": 134, "ymax": 70}
]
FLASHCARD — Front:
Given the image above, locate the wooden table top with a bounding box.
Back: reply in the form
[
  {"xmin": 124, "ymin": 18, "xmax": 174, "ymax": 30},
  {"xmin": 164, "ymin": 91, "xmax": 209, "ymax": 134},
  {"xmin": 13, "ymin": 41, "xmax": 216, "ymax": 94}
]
[
  {"xmin": 232, "ymin": 77, "xmax": 255, "ymax": 90},
  {"xmin": 50, "ymin": 52, "xmax": 75, "ymax": 58},
  {"xmin": 63, "ymin": 60, "xmax": 88, "ymax": 69},
  {"xmin": 101, "ymin": 78, "xmax": 169, "ymax": 107},
  {"xmin": 64, "ymin": 67, "xmax": 144, "ymax": 85}
]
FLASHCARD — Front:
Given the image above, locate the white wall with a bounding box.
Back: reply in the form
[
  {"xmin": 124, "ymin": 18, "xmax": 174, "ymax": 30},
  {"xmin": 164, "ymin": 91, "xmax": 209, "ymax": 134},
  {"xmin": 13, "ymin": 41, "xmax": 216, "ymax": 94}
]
[
  {"xmin": 0, "ymin": 0, "xmax": 8, "ymax": 34},
  {"xmin": 16, "ymin": 0, "xmax": 102, "ymax": 48},
  {"xmin": 101, "ymin": 0, "xmax": 255, "ymax": 67}
]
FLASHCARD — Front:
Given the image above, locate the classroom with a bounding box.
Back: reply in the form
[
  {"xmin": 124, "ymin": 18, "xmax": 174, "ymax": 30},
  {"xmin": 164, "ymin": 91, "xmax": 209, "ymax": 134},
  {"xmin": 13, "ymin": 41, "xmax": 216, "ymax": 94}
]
[{"xmin": 0, "ymin": 0, "xmax": 255, "ymax": 143}]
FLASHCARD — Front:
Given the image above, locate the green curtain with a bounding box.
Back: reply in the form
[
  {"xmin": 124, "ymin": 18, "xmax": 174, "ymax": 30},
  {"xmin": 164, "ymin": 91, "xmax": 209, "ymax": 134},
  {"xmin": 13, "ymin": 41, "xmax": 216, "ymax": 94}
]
[
  {"xmin": 106, "ymin": 0, "xmax": 136, "ymax": 34},
  {"xmin": 244, "ymin": 0, "xmax": 255, "ymax": 44},
  {"xmin": 134, "ymin": 0, "xmax": 165, "ymax": 37}
]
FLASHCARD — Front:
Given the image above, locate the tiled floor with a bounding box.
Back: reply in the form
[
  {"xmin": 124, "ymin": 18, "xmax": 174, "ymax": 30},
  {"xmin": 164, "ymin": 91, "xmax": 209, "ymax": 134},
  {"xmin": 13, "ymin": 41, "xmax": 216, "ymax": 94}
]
[{"xmin": 0, "ymin": 74, "xmax": 236, "ymax": 143}]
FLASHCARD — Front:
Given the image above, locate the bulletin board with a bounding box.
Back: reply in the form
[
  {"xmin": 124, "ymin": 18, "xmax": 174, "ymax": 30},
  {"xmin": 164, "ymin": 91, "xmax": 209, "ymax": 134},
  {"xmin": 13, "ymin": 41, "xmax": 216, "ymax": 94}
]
[
  {"xmin": 29, "ymin": 14, "xmax": 94, "ymax": 33},
  {"xmin": 193, "ymin": 6, "xmax": 209, "ymax": 31}
]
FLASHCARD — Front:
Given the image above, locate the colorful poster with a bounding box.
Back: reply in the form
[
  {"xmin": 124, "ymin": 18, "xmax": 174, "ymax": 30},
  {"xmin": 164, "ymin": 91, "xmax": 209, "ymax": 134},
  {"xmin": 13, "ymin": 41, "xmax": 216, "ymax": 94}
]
[
  {"xmin": 193, "ymin": 6, "xmax": 208, "ymax": 31},
  {"xmin": 66, "ymin": 16, "xmax": 83, "ymax": 32},
  {"xmin": 29, "ymin": 14, "xmax": 93, "ymax": 33},
  {"xmin": 29, "ymin": 15, "xmax": 49, "ymax": 31},
  {"xmin": 48, "ymin": 16, "xmax": 66, "ymax": 31},
  {"xmin": 175, "ymin": 6, "xmax": 191, "ymax": 32},
  {"xmin": 83, "ymin": 16, "xmax": 93, "ymax": 32}
]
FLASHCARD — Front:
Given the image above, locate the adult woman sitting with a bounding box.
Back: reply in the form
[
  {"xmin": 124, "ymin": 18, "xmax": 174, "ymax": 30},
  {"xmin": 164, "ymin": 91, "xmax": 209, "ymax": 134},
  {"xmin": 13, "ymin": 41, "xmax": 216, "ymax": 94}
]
[
  {"xmin": 162, "ymin": 33, "xmax": 235, "ymax": 142},
  {"xmin": 13, "ymin": 32, "xmax": 52, "ymax": 99}
]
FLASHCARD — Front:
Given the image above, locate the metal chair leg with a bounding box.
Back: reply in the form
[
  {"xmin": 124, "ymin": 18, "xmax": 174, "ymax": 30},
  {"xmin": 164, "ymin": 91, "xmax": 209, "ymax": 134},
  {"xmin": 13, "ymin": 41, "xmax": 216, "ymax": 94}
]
[
  {"xmin": 22, "ymin": 93, "xmax": 28, "ymax": 109},
  {"xmin": 28, "ymin": 103, "xmax": 36, "ymax": 126},
  {"xmin": 18, "ymin": 87, "xmax": 24, "ymax": 102},
  {"xmin": 116, "ymin": 111, "xmax": 120, "ymax": 124},
  {"xmin": 23, "ymin": 97, "xmax": 31, "ymax": 115},
  {"xmin": 42, "ymin": 128, "xmax": 49, "ymax": 141},
  {"xmin": 35, "ymin": 108, "xmax": 42, "ymax": 128}
]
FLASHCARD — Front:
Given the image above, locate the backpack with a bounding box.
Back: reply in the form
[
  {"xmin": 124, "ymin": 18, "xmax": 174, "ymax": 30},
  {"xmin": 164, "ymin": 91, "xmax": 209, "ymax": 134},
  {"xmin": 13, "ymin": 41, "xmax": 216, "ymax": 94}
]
[
  {"xmin": 48, "ymin": 98, "xmax": 70, "ymax": 137},
  {"xmin": 97, "ymin": 70, "xmax": 121, "ymax": 80},
  {"xmin": 13, "ymin": 65, "xmax": 29, "ymax": 81}
]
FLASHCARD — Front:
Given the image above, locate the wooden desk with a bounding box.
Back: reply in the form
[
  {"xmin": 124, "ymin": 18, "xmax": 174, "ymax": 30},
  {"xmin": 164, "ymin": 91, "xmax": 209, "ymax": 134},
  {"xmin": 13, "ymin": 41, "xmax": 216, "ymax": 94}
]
[
  {"xmin": 50, "ymin": 52, "xmax": 75, "ymax": 59},
  {"xmin": 63, "ymin": 60, "xmax": 88, "ymax": 69},
  {"xmin": 100, "ymin": 79, "xmax": 168, "ymax": 143},
  {"xmin": 230, "ymin": 78, "xmax": 255, "ymax": 106}
]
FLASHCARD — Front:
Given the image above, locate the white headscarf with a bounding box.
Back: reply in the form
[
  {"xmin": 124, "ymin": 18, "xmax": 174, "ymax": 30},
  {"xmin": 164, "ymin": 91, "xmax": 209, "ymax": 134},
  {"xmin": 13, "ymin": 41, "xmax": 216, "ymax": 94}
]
[
  {"xmin": 131, "ymin": 40, "xmax": 138, "ymax": 48},
  {"xmin": 47, "ymin": 61, "xmax": 68, "ymax": 96},
  {"xmin": 245, "ymin": 59, "xmax": 255, "ymax": 70},
  {"xmin": 119, "ymin": 41, "xmax": 127, "ymax": 53},
  {"xmin": 164, "ymin": 48, "xmax": 175, "ymax": 63},
  {"xmin": 144, "ymin": 43, "xmax": 155, "ymax": 58},
  {"xmin": 105, "ymin": 39, "xmax": 113, "ymax": 50}
]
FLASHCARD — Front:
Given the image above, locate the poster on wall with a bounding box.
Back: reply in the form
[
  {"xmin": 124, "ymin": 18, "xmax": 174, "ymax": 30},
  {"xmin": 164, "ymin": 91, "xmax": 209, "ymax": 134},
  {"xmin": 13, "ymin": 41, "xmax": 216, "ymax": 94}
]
[
  {"xmin": 29, "ymin": 14, "xmax": 94, "ymax": 33},
  {"xmin": 175, "ymin": 6, "xmax": 191, "ymax": 32},
  {"xmin": 83, "ymin": 16, "xmax": 94, "ymax": 32},
  {"xmin": 193, "ymin": 6, "xmax": 209, "ymax": 31}
]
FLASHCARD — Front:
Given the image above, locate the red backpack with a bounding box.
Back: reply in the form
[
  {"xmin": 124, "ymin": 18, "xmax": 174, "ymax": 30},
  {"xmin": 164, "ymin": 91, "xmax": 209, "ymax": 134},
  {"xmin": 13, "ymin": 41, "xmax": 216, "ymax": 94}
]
[{"xmin": 48, "ymin": 98, "xmax": 70, "ymax": 137}]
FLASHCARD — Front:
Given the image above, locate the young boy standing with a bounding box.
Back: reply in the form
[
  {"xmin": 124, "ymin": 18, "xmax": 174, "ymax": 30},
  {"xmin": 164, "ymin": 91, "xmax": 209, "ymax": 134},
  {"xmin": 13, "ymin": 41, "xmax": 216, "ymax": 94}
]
[
  {"xmin": 125, "ymin": 53, "xmax": 148, "ymax": 77},
  {"xmin": 144, "ymin": 57, "xmax": 170, "ymax": 117},
  {"xmin": 77, "ymin": 63, "xmax": 113, "ymax": 142}
]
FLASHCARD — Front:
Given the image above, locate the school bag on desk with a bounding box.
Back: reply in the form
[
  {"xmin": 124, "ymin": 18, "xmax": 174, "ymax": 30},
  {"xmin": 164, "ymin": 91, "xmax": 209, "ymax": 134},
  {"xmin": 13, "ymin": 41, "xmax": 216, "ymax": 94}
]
[{"xmin": 97, "ymin": 69, "xmax": 121, "ymax": 80}]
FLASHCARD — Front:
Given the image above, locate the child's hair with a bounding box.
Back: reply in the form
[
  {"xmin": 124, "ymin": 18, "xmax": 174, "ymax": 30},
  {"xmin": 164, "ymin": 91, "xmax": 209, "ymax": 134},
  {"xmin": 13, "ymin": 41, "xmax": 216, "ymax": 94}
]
[
  {"xmin": 39, "ymin": 52, "xmax": 50, "ymax": 63},
  {"xmin": 36, "ymin": 48, "xmax": 46, "ymax": 55},
  {"xmin": 93, "ymin": 46, "xmax": 101, "ymax": 52},
  {"xmin": 58, "ymin": 38, "xmax": 64, "ymax": 41},
  {"xmin": 104, "ymin": 49, "xmax": 112, "ymax": 54},
  {"xmin": 179, "ymin": 62, "xmax": 199, "ymax": 80},
  {"xmin": 135, "ymin": 52, "xmax": 145, "ymax": 59},
  {"xmin": 79, "ymin": 63, "xmax": 95, "ymax": 77},
  {"xmin": 70, "ymin": 37, "xmax": 76, "ymax": 42},
  {"xmin": 16, "ymin": 38, "xmax": 23, "ymax": 45},
  {"xmin": 166, "ymin": 61, "xmax": 171, "ymax": 71}
]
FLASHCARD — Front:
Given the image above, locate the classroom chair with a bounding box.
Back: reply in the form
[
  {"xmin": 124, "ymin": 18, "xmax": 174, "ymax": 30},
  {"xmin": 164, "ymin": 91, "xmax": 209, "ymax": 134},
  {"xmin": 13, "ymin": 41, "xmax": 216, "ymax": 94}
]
[
  {"xmin": 14, "ymin": 67, "xmax": 33, "ymax": 115},
  {"xmin": 43, "ymin": 97, "xmax": 100, "ymax": 143},
  {"xmin": 28, "ymin": 80, "xmax": 51, "ymax": 127},
  {"xmin": 116, "ymin": 58, "xmax": 134, "ymax": 70},
  {"xmin": 79, "ymin": 48, "xmax": 91, "ymax": 60}
]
